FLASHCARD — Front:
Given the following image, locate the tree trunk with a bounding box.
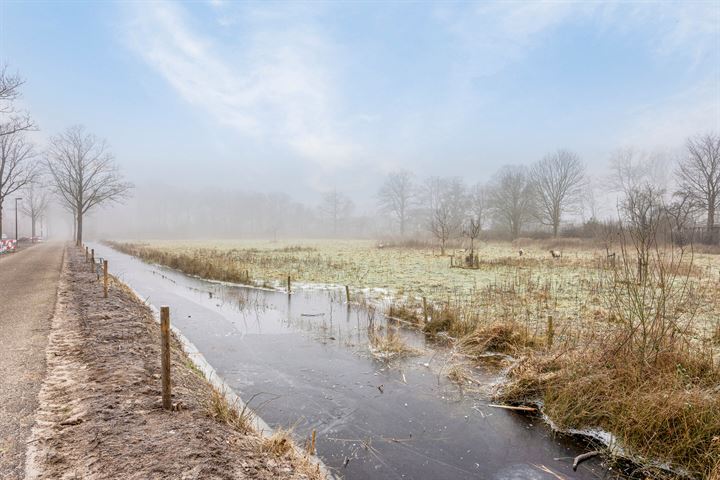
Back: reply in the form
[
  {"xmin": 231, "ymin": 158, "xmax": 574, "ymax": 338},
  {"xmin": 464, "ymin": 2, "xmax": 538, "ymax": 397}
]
[
  {"xmin": 707, "ymin": 202, "xmax": 716, "ymax": 244},
  {"xmin": 31, "ymin": 215, "xmax": 36, "ymax": 238},
  {"xmin": 0, "ymin": 205, "xmax": 3, "ymax": 239},
  {"xmin": 400, "ymin": 216, "xmax": 405, "ymax": 237},
  {"xmin": 76, "ymin": 212, "xmax": 83, "ymax": 246},
  {"xmin": 553, "ymin": 219, "xmax": 559, "ymax": 237},
  {"xmin": 708, "ymin": 199, "xmax": 715, "ymax": 230}
]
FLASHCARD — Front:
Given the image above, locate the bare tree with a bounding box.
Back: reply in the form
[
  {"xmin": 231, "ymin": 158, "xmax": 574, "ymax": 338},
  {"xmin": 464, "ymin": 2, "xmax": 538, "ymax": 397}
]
[
  {"xmin": 1, "ymin": 66, "xmax": 35, "ymax": 137},
  {"xmin": 531, "ymin": 149, "xmax": 586, "ymax": 237},
  {"xmin": 0, "ymin": 132, "xmax": 38, "ymax": 237},
  {"xmin": 424, "ymin": 177, "xmax": 466, "ymax": 255},
  {"xmin": 319, "ymin": 188, "xmax": 354, "ymax": 236},
  {"xmin": 675, "ymin": 133, "xmax": 720, "ymax": 242},
  {"xmin": 20, "ymin": 180, "xmax": 50, "ymax": 238},
  {"xmin": 608, "ymin": 149, "xmax": 669, "ymax": 279},
  {"xmin": 46, "ymin": 126, "xmax": 132, "ymax": 245},
  {"xmin": 607, "ymin": 148, "xmax": 668, "ymax": 199},
  {"xmin": 464, "ymin": 182, "xmax": 488, "ymax": 257},
  {"xmin": 489, "ymin": 166, "xmax": 533, "ymax": 239},
  {"xmin": 377, "ymin": 170, "xmax": 414, "ymax": 237},
  {"xmin": 666, "ymin": 191, "xmax": 698, "ymax": 246}
]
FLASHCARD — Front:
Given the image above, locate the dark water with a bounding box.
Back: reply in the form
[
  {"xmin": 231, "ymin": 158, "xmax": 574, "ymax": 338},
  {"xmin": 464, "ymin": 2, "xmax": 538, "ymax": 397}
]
[{"xmin": 89, "ymin": 243, "xmax": 615, "ymax": 480}]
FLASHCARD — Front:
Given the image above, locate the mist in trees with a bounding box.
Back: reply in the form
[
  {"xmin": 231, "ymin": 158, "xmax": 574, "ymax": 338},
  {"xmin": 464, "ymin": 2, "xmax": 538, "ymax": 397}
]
[
  {"xmin": 0, "ymin": 67, "xmax": 39, "ymax": 238},
  {"xmin": 377, "ymin": 170, "xmax": 415, "ymax": 237},
  {"xmin": 319, "ymin": 189, "xmax": 355, "ymax": 236},
  {"xmin": 489, "ymin": 166, "xmax": 534, "ymax": 240},
  {"xmin": 675, "ymin": 133, "xmax": 720, "ymax": 240},
  {"xmin": 19, "ymin": 180, "xmax": 49, "ymax": 238},
  {"xmin": 530, "ymin": 150, "xmax": 586, "ymax": 237},
  {"xmin": 45, "ymin": 126, "xmax": 132, "ymax": 245},
  {"xmin": 3, "ymin": 64, "xmax": 718, "ymax": 248}
]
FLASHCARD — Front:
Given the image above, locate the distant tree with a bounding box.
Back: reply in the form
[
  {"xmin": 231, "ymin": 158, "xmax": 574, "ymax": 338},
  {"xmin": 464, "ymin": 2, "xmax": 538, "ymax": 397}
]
[
  {"xmin": 464, "ymin": 183, "xmax": 488, "ymax": 256},
  {"xmin": 675, "ymin": 133, "xmax": 720, "ymax": 240},
  {"xmin": 46, "ymin": 126, "xmax": 132, "ymax": 245},
  {"xmin": 0, "ymin": 66, "xmax": 35, "ymax": 137},
  {"xmin": 319, "ymin": 188, "xmax": 354, "ymax": 236},
  {"xmin": 424, "ymin": 177, "xmax": 466, "ymax": 255},
  {"xmin": 377, "ymin": 170, "xmax": 415, "ymax": 237},
  {"xmin": 489, "ymin": 166, "xmax": 533, "ymax": 239},
  {"xmin": 530, "ymin": 149, "xmax": 586, "ymax": 237},
  {"xmin": 20, "ymin": 180, "xmax": 50, "ymax": 238},
  {"xmin": 607, "ymin": 148, "xmax": 667, "ymax": 199},
  {"xmin": 0, "ymin": 132, "xmax": 38, "ymax": 238}
]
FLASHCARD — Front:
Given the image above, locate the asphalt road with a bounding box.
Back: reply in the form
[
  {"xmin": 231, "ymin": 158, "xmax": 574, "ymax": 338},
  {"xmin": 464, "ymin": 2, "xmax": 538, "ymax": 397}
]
[{"xmin": 0, "ymin": 243, "xmax": 64, "ymax": 479}]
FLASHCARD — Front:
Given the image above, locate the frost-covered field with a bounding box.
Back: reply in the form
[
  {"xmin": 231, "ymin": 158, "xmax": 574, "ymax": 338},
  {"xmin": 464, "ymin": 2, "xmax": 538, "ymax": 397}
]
[{"xmin": 124, "ymin": 238, "xmax": 720, "ymax": 338}]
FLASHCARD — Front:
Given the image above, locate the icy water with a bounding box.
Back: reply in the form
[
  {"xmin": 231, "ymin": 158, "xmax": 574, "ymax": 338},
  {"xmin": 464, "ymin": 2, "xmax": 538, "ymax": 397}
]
[{"xmin": 90, "ymin": 243, "xmax": 614, "ymax": 480}]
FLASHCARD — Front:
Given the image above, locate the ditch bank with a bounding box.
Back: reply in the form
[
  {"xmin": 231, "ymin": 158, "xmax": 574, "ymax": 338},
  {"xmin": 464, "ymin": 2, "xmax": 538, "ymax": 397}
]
[{"xmin": 25, "ymin": 245, "xmax": 324, "ymax": 480}]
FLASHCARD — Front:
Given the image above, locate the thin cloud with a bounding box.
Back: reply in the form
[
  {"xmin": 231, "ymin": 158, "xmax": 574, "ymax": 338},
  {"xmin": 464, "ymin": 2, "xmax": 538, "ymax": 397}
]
[{"xmin": 124, "ymin": 1, "xmax": 356, "ymax": 169}]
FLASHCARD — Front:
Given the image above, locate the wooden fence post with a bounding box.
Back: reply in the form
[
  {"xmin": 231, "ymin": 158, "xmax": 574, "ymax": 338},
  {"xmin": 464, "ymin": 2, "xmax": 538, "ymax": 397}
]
[
  {"xmin": 422, "ymin": 297, "xmax": 428, "ymax": 323},
  {"xmin": 345, "ymin": 285, "xmax": 351, "ymax": 304},
  {"xmin": 90, "ymin": 248, "xmax": 95, "ymax": 272},
  {"xmin": 85, "ymin": 246, "xmax": 88, "ymax": 261},
  {"xmin": 160, "ymin": 306, "xmax": 172, "ymax": 410},
  {"xmin": 103, "ymin": 260, "xmax": 109, "ymax": 298},
  {"xmin": 287, "ymin": 275, "xmax": 291, "ymax": 295},
  {"xmin": 546, "ymin": 315, "xmax": 554, "ymax": 349}
]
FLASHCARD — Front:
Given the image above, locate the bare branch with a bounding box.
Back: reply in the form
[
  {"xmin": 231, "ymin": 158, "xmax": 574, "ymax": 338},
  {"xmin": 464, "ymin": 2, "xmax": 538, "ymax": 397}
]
[{"xmin": 46, "ymin": 125, "xmax": 133, "ymax": 244}]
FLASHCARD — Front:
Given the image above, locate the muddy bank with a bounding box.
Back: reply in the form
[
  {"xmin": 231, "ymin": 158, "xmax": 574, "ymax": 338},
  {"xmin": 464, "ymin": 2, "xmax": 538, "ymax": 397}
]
[{"xmin": 25, "ymin": 245, "xmax": 322, "ymax": 480}]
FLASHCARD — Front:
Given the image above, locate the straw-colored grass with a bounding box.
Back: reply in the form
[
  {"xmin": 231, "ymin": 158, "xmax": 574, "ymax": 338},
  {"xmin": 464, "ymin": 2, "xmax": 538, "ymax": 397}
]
[
  {"xmin": 205, "ymin": 387, "xmax": 255, "ymax": 434},
  {"xmin": 368, "ymin": 326, "xmax": 421, "ymax": 360}
]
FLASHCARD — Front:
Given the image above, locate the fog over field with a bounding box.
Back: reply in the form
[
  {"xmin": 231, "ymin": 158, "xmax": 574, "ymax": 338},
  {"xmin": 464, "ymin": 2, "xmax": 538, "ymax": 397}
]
[{"xmin": 1, "ymin": 1, "xmax": 718, "ymax": 240}]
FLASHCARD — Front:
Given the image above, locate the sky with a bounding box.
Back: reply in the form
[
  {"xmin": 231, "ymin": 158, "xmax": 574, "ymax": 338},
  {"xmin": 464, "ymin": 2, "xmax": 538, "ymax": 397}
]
[{"xmin": 1, "ymin": 0, "xmax": 719, "ymax": 211}]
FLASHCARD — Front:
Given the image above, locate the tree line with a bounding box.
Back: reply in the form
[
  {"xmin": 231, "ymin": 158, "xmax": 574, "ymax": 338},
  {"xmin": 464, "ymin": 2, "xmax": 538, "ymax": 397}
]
[
  {"xmin": 376, "ymin": 138, "xmax": 720, "ymax": 250},
  {"xmin": 0, "ymin": 67, "xmax": 131, "ymax": 243}
]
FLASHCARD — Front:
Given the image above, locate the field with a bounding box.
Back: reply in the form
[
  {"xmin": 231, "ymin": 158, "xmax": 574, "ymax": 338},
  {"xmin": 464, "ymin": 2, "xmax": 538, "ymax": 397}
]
[
  {"xmin": 108, "ymin": 238, "xmax": 720, "ymax": 338},
  {"xmin": 108, "ymin": 238, "xmax": 720, "ymax": 479}
]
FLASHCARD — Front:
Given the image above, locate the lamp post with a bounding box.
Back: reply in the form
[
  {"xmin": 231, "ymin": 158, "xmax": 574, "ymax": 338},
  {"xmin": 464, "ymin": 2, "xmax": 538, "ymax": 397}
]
[{"xmin": 14, "ymin": 197, "xmax": 22, "ymax": 241}]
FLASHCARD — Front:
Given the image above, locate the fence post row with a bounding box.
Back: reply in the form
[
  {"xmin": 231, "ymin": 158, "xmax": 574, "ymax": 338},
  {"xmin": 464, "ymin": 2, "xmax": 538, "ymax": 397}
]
[
  {"xmin": 103, "ymin": 260, "xmax": 109, "ymax": 298},
  {"xmin": 160, "ymin": 306, "xmax": 172, "ymax": 410}
]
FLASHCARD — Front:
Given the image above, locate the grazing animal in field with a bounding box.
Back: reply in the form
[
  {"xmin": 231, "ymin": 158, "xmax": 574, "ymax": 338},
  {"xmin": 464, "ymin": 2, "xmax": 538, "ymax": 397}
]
[
  {"xmin": 518, "ymin": 249, "xmax": 524, "ymax": 257},
  {"xmin": 549, "ymin": 250, "xmax": 561, "ymax": 258}
]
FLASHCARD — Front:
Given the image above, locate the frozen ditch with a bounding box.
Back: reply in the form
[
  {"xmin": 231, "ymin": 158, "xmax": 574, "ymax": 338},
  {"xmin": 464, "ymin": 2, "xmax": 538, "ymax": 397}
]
[{"xmin": 90, "ymin": 243, "xmax": 611, "ymax": 480}]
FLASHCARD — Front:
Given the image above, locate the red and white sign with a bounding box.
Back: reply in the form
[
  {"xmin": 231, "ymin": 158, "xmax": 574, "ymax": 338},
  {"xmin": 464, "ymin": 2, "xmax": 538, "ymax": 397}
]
[{"xmin": 0, "ymin": 239, "xmax": 17, "ymax": 254}]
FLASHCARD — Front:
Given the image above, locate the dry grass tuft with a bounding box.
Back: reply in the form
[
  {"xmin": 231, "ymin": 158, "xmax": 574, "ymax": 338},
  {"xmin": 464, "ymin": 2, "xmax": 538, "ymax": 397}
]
[
  {"xmin": 387, "ymin": 302, "xmax": 423, "ymax": 325},
  {"xmin": 205, "ymin": 387, "xmax": 254, "ymax": 434},
  {"xmin": 368, "ymin": 326, "xmax": 421, "ymax": 360},
  {"xmin": 259, "ymin": 428, "xmax": 325, "ymax": 480},
  {"xmin": 458, "ymin": 322, "xmax": 537, "ymax": 359},
  {"xmin": 260, "ymin": 428, "xmax": 294, "ymax": 456}
]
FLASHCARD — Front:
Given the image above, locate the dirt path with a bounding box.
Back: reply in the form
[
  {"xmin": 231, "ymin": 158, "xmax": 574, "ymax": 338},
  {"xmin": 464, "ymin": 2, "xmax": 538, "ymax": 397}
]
[
  {"xmin": 0, "ymin": 242, "xmax": 64, "ymax": 479},
  {"xmin": 25, "ymin": 246, "xmax": 322, "ymax": 480}
]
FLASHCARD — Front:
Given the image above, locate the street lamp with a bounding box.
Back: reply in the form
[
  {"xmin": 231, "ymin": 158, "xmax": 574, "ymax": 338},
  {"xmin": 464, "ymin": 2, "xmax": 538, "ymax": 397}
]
[{"xmin": 14, "ymin": 197, "xmax": 22, "ymax": 241}]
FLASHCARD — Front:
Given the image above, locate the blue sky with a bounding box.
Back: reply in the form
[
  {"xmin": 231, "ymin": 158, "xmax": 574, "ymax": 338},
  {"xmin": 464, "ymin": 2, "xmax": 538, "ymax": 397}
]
[{"xmin": 1, "ymin": 0, "xmax": 718, "ymax": 209}]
